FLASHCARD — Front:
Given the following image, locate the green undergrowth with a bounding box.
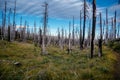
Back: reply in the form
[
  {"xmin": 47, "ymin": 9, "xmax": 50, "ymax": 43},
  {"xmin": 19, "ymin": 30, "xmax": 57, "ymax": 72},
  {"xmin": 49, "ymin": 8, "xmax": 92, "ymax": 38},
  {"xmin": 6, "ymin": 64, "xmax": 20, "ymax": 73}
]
[
  {"xmin": 108, "ymin": 40, "xmax": 120, "ymax": 53},
  {"xmin": 0, "ymin": 40, "xmax": 117, "ymax": 80}
]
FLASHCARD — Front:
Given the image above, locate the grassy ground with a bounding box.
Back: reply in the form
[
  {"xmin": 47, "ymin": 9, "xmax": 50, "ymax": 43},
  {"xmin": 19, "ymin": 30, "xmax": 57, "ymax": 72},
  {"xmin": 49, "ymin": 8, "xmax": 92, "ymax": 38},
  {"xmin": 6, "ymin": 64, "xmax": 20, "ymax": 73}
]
[{"xmin": 0, "ymin": 40, "xmax": 117, "ymax": 80}]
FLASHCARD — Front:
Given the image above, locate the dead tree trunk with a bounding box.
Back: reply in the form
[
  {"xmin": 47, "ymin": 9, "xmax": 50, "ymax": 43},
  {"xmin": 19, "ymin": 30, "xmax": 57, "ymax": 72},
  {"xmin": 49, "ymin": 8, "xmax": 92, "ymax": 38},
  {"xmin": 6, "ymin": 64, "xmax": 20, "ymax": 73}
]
[
  {"xmin": 2, "ymin": 1, "xmax": 7, "ymax": 40},
  {"xmin": 98, "ymin": 13, "xmax": 102, "ymax": 57},
  {"xmin": 102, "ymin": 20, "xmax": 105, "ymax": 40},
  {"xmin": 23, "ymin": 21, "xmax": 26, "ymax": 42},
  {"xmin": 105, "ymin": 8, "xmax": 108, "ymax": 42},
  {"xmin": 8, "ymin": 26, "xmax": 10, "ymax": 42},
  {"xmin": 118, "ymin": 24, "xmax": 120, "ymax": 38},
  {"xmin": 41, "ymin": 2, "xmax": 48, "ymax": 55},
  {"xmin": 65, "ymin": 30, "xmax": 67, "ymax": 46},
  {"xmin": 27, "ymin": 24, "xmax": 30, "ymax": 40},
  {"xmin": 20, "ymin": 16, "xmax": 22, "ymax": 41},
  {"xmin": 79, "ymin": 10, "xmax": 82, "ymax": 49},
  {"xmin": 0, "ymin": 12, "xmax": 3, "ymax": 40},
  {"xmin": 68, "ymin": 22, "xmax": 71, "ymax": 54},
  {"xmin": 72, "ymin": 16, "xmax": 75, "ymax": 46},
  {"xmin": 81, "ymin": 0, "xmax": 87, "ymax": 48},
  {"xmin": 8, "ymin": 8, "xmax": 11, "ymax": 42},
  {"xmin": 39, "ymin": 28, "xmax": 42, "ymax": 47},
  {"xmin": 58, "ymin": 28, "xmax": 61, "ymax": 48},
  {"xmin": 34, "ymin": 21, "xmax": 37, "ymax": 46},
  {"xmin": 12, "ymin": 0, "xmax": 16, "ymax": 41},
  {"xmin": 87, "ymin": 20, "xmax": 91, "ymax": 47},
  {"xmin": 111, "ymin": 17, "xmax": 114, "ymax": 40},
  {"xmin": 114, "ymin": 11, "xmax": 117, "ymax": 39},
  {"xmin": 90, "ymin": 0, "xmax": 96, "ymax": 58},
  {"xmin": 61, "ymin": 28, "xmax": 64, "ymax": 50}
]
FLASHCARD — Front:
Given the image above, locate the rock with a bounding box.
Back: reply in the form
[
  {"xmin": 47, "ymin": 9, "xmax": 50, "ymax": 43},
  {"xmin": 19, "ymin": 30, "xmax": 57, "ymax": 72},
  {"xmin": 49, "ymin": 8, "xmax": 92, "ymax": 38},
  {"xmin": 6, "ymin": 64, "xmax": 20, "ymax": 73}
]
[{"xmin": 14, "ymin": 62, "xmax": 22, "ymax": 67}]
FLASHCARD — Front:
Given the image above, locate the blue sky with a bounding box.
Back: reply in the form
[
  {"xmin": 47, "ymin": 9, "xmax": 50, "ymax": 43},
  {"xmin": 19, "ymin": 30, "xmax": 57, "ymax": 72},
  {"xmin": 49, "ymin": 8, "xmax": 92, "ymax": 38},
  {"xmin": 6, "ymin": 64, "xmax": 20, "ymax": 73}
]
[{"xmin": 0, "ymin": 0, "xmax": 120, "ymax": 37}]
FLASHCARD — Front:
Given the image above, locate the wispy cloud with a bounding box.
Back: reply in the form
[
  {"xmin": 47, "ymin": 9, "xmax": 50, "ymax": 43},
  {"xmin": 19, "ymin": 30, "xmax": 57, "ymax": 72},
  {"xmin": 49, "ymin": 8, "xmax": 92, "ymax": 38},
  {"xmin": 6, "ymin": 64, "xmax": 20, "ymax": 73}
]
[{"xmin": 0, "ymin": 0, "xmax": 119, "ymax": 20}]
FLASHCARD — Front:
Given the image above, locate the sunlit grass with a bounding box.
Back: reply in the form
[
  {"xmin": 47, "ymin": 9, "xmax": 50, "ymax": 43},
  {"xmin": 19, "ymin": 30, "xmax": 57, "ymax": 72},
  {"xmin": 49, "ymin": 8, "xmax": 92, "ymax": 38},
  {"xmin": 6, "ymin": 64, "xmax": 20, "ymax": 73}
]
[{"xmin": 0, "ymin": 40, "xmax": 117, "ymax": 80}]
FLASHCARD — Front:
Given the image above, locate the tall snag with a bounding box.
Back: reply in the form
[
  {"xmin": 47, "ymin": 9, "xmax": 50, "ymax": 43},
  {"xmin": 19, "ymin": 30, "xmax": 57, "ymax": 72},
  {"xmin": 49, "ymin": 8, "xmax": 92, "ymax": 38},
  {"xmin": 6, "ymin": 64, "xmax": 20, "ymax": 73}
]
[
  {"xmin": 105, "ymin": 8, "xmax": 108, "ymax": 42},
  {"xmin": 12, "ymin": 0, "xmax": 16, "ymax": 41},
  {"xmin": 98, "ymin": 13, "xmax": 102, "ymax": 57},
  {"xmin": 41, "ymin": 2, "xmax": 48, "ymax": 55},
  {"xmin": 8, "ymin": 8, "xmax": 11, "ymax": 42},
  {"xmin": 79, "ymin": 10, "xmax": 82, "ymax": 49},
  {"xmin": 90, "ymin": 0, "xmax": 96, "ymax": 58},
  {"xmin": 81, "ymin": 0, "xmax": 87, "ymax": 48},
  {"xmin": 114, "ymin": 11, "xmax": 117, "ymax": 39},
  {"xmin": 87, "ymin": 20, "xmax": 91, "ymax": 47},
  {"xmin": 72, "ymin": 16, "xmax": 75, "ymax": 46},
  {"xmin": 68, "ymin": 22, "xmax": 71, "ymax": 54},
  {"xmin": 2, "ymin": 1, "xmax": 7, "ymax": 40}
]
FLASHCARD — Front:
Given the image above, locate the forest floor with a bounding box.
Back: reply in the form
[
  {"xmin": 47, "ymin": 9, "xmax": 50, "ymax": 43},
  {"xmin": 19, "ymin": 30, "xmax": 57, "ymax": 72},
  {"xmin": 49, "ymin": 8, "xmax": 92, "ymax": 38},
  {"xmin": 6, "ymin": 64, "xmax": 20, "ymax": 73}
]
[
  {"xmin": 0, "ymin": 40, "xmax": 118, "ymax": 80},
  {"xmin": 114, "ymin": 53, "xmax": 120, "ymax": 80}
]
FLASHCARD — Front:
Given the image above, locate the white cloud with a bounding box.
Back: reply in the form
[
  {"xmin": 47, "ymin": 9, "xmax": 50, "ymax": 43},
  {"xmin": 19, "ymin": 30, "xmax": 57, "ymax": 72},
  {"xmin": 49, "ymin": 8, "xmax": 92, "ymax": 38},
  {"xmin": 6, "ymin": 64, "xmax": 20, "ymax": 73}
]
[
  {"xmin": 0, "ymin": 0, "xmax": 118, "ymax": 20},
  {"xmin": 0, "ymin": 0, "xmax": 91, "ymax": 19}
]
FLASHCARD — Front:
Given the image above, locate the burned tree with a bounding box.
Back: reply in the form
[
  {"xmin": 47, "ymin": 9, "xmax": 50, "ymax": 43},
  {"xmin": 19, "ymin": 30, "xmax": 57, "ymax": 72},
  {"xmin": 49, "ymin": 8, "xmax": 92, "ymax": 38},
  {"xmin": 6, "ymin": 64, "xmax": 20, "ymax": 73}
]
[
  {"xmin": 79, "ymin": 10, "xmax": 82, "ymax": 49},
  {"xmin": 27, "ymin": 24, "xmax": 30, "ymax": 40},
  {"xmin": 20, "ymin": 16, "xmax": 23, "ymax": 41},
  {"xmin": 105, "ymin": 8, "xmax": 108, "ymax": 42},
  {"xmin": 102, "ymin": 20, "xmax": 105, "ymax": 40},
  {"xmin": 22, "ymin": 21, "xmax": 27, "ymax": 42},
  {"xmin": 41, "ymin": 2, "xmax": 48, "ymax": 55},
  {"xmin": 12, "ymin": 0, "xmax": 16, "ymax": 41},
  {"xmin": 58, "ymin": 28, "xmax": 61, "ymax": 48},
  {"xmin": 68, "ymin": 22, "xmax": 71, "ymax": 53},
  {"xmin": 2, "ymin": 1, "xmax": 7, "ymax": 40},
  {"xmin": 34, "ymin": 21, "xmax": 37, "ymax": 45},
  {"xmin": 117, "ymin": 24, "xmax": 120, "ymax": 38},
  {"xmin": 72, "ymin": 16, "xmax": 75, "ymax": 46},
  {"xmin": 90, "ymin": 0, "xmax": 96, "ymax": 58},
  {"xmin": 8, "ymin": 8, "xmax": 12, "ymax": 42},
  {"xmin": 38, "ymin": 27, "xmax": 42, "ymax": 47},
  {"xmin": 87, "ymin": 20, "xmax": 91, "ymax": 47},
  {"xmin": 114, "ymin": 11, "xmax": 117, "ymax": 39},
  {"xmin": 111, "ymin": 17, "xmax": 114, "ymax": 39},
  {"xmin": 81, "ymin": 0, "xmax": 88, "ymax": 48},
  {"xmin": 98, "ymin": 13, "xmax": 102, "ymax": 57}
]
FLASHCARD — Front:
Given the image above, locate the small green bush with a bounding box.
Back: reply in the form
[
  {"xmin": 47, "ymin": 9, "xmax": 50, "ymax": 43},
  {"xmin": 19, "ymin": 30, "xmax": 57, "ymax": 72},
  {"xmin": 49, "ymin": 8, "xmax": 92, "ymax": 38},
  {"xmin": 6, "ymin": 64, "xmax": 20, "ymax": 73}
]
[
  {"xmin": 108, "ymin": 41, "xmax": 120, "ymax": 53},
  {"xmin": 107, "ymin": 41, "xmax": 114, "ymax": 48},
  {"xmin": 112, "ymin": 42, "xmax": 120, "ymax": 53}
]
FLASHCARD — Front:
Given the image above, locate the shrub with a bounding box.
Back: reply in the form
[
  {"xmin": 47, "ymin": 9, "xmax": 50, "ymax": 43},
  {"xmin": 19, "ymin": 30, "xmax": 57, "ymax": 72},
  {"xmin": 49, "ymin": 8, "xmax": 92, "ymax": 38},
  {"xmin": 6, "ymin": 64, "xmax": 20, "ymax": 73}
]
[{"xmin": 112, "ymin": 42, "xmax": 120, "ymax": 53}]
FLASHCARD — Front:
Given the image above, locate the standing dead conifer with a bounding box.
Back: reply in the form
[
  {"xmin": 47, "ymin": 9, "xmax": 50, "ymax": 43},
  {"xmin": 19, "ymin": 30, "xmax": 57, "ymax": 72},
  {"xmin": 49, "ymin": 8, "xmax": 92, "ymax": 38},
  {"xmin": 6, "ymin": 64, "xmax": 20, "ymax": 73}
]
[
  {"xmin": 81, "ymin": 0, "xmax": 88, "ymax": 48},
  {"xmin": 105, "ymin": 8, "xmax": 108, "ymax": 42},
  {"xmin": 117, "ymin": 24, "xmax": 120, "ymax": 38},
  {"xmin": 2, "ymin": 1, "xmax": 7, "ymax": 40},
  {"xmin": 58, "ymin": 28, "xmax": 61, "ymax": 48},
  {"xmin": 20, "ymin": 16, "xmax": 22, "ymax": 41},
  {"xmin": 8, "ymin": 8, "xmax": 11, "ymax": 42},
  {"xmin": 79, "ymin": 10, "xmax": 82, "ymax": 49},
  {"xmin": 41, "ymin": 2, "xmax": 48, "ymax": 55},
  {"xmin": 12, "ymin": 0, "xmax": 16, "ymax": 41},
  {"xmin": 90, "ymin": 0, "xmax": 96, "ymax": 58},
  {"xmin": 68, "ymin": 21, "xmax": 71, "ymax": 54},
  {"xmin": 72, "ymin": 16, "xmax": 75, "ymax": 46},
  {"xmin": 33, "ymin": 21, "xmax": 37, "ymax": 50},
  {"xmin": 87, "ymin": 20, "xmax": 91, "ymax": 47},
  {"xmin": 27, "ymin": 24, "xmax": 30, "ymax": 40},
  {"xmin": 102, "ymin": 20, "xmax": 105, "ymax": 40},
  {"xmin": 23, "ymin": 21, "xmax": 27, "ymax": 42},
  {"xmin": 98, "ymin": 13, "xmax": 102, "ymax": 57},
  {"xmin": 61, "ymin": 28, "xmax": 64, "ymax": 50},
  {"xmin": 38, "ymin": 27, "xmax": 42, "ymax": 47},
  {"xmin": 114, "ymin": 11, "xmax": 117, "ymax": 39}
]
